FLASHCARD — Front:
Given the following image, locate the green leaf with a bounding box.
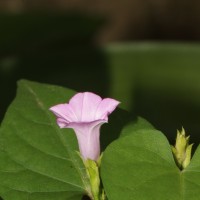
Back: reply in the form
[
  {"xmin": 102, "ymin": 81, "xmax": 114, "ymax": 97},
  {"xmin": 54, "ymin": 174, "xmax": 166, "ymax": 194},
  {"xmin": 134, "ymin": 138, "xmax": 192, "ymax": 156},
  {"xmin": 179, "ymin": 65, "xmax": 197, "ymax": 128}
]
[
  {"xmin": 0, "ymin": 80, "xmax": 132, "ymax": 200},
  {"xmin": 0, "ymin": 80, "xmax": 88, "ymax": 200},
  {"xmin": 101, "ymin": 129, "xmax": 200, "ymax": 200}
]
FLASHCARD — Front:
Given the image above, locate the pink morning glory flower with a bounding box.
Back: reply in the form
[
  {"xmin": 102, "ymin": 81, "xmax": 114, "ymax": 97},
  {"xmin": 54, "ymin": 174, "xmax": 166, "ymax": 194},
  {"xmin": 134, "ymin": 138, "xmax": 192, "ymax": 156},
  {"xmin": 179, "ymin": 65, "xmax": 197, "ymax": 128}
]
[{"xmin": 50, "ymin": 92, "xmax": 120, "ymax": 161}]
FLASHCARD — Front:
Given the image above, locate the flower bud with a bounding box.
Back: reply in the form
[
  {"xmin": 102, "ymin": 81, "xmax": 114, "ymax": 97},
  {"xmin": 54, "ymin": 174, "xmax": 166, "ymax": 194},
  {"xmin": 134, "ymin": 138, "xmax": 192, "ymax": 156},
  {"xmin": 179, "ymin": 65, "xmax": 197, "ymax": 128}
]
[{"xmin": 172, "ymin": 128, "xmax": 193, "ymax": 169}]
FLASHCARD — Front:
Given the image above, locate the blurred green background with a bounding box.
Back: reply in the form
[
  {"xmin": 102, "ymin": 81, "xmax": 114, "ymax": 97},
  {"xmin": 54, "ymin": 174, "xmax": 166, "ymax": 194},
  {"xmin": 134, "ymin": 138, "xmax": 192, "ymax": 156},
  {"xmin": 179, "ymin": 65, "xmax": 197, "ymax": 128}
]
[{"xmin": 1, "ymin": 6, "xmax": 200, "ymax": 147}]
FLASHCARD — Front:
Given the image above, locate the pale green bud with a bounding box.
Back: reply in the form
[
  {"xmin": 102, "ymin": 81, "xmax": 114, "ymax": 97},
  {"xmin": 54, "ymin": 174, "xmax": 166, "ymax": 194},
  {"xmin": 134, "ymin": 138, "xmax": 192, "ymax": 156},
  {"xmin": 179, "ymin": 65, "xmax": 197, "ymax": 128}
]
[{"xmin": 172, "ymin": 128, "xmax": 193, "ymax": 170}]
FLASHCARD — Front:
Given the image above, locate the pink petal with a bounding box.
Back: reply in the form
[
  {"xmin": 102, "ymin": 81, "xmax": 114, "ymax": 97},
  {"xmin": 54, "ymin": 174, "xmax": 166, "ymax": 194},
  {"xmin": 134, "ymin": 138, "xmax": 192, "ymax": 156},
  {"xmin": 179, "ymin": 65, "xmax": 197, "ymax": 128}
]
[
  {"xmin": 56, "ymin": 118, "xmax": 69, "ymax": 128},
  {"xmin": 69, "ymin": 92, "xmax": 102, "ymax": 122},
  {"xmin": 95, "ymin": 98, "xmax": 120, "ymax": 120},
  {"xmin": 50, "ymin": 104, "xmax": 78, "ymax": 123}
]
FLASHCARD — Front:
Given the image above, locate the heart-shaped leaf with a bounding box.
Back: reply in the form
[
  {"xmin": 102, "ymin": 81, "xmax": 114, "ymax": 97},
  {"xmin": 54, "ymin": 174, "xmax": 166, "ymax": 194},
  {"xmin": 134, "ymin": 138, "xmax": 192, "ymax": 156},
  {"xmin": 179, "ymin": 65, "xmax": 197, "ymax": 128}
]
[
  {"xmin": 0, "ymin": 80, "xmax": 88, "ymax": 200},
  {"xmin": 101, "ymin": 128, "xmax": 200, "ymax": 200},
  {"xmin": 0, "ymin": 80, "xmax": 131, "ymax": 200}
]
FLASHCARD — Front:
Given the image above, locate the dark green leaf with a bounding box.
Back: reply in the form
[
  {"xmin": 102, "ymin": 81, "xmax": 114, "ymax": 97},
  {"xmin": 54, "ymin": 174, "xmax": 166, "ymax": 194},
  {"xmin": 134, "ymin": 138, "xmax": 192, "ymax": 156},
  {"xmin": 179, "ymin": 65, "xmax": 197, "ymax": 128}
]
[{"xmin": 0, "ymin": 80, "xmax": 88, "ymax": 200}]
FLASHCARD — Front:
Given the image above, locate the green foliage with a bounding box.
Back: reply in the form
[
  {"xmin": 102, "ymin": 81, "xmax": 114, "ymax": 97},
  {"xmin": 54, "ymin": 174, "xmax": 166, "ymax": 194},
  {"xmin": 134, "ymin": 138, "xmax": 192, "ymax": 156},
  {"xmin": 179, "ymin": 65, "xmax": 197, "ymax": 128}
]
[
  {"xmin": 0, "ymin": 80, "xmax": 132, "ymax": 200},
  {"xmin": 1, "ymin": 80, "xmax": 200, "ymax": 200},
  {"xmin": 0, "ymin": 80, "xmax": 87, "ymax": 200},
  {"xmin": 101, "ymin": 128, "xmax": 200, "ymax": 200}
]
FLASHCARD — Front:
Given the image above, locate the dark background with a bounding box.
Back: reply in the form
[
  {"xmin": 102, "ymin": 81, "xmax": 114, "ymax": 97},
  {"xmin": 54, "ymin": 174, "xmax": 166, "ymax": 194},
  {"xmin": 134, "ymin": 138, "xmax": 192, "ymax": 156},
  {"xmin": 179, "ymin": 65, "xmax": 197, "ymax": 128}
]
[{"xmin": 1, "ymin": 1, "xmax": 200, "ymax": 146}]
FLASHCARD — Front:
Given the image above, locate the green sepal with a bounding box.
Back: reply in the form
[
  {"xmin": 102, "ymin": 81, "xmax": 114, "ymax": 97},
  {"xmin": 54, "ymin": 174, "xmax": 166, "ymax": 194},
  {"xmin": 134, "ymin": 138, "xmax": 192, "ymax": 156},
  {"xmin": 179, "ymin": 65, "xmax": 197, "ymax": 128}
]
[
  {"xmin": 84, "ymin": 159, "xmax": 100, "ymax": 200},
  {"xmin": 183, "ymin": 143, "xmax": 193, "ymax": 169}
]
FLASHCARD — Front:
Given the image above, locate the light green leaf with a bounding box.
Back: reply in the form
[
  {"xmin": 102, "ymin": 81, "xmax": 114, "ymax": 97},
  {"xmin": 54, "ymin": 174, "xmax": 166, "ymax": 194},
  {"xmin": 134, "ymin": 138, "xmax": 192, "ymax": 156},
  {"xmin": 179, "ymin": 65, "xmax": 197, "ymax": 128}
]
[
  {"xmin": 101, "ymin": 129, "xmax": 200, "ymax": 200},
  {"xmin": 0, "ymin": 80, "xmax": 88, "ymax": 200}
]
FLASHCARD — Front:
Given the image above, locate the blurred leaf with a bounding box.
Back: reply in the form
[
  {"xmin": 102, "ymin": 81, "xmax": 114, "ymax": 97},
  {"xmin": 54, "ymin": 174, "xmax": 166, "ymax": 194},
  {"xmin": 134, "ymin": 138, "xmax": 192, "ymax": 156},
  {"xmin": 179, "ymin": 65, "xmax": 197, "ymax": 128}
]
[{"xmin": 101, "ymin": 128, "xmax": 200, "ymax": 200}]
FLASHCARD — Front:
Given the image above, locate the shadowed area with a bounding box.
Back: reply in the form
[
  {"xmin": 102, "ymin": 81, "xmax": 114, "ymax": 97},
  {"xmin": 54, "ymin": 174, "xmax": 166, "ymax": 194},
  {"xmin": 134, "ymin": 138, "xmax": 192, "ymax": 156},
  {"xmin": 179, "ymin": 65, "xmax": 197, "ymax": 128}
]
[
  {"xmin": 0, "ymin": 12, "xmax": 109, "ymax": 122},
  {"xmin": 1, "ymin": 13, "xmax": 200, "ymax": 151}
]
